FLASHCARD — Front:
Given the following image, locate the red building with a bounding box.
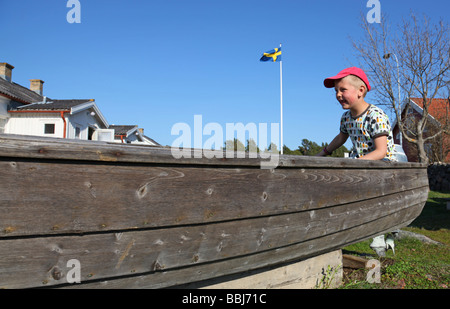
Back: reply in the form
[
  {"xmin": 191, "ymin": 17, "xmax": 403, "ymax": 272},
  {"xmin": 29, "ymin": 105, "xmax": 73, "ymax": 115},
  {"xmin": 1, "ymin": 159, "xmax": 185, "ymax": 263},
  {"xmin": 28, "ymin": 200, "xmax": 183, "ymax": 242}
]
[{"xmin": 392, "ymin": 98, "xmax": 449, "ymax": 163}]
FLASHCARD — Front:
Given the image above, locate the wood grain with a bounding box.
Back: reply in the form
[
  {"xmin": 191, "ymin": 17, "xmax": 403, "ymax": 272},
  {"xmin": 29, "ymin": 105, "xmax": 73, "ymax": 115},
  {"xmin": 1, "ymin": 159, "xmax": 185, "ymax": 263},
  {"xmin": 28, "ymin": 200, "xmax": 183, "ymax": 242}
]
[
  {"xmin": 0, "ymin": 202, "xmax": 424, "ymax": 288},
  {"xmin": 0, "ymin": 134, "xmax": 427, "ymax": 168},
  {"xmin": 0, "ymin": 134, "xmax": 429, "ymax": 288},
  {"xmin": 0, "ymin": 159, "xmax": 428, "ymax": 237}
]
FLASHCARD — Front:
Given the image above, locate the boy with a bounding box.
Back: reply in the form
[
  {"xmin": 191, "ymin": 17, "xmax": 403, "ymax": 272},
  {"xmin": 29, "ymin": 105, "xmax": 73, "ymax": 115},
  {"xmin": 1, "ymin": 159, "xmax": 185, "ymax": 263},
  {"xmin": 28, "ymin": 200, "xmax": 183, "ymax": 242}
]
[
  {"xmin": 316, "ymin": 67, "xmax": 396, "ymax": 161},
  {"xmin": 317, "ymin": 67, "xmax": 397, "ymax": 256}
]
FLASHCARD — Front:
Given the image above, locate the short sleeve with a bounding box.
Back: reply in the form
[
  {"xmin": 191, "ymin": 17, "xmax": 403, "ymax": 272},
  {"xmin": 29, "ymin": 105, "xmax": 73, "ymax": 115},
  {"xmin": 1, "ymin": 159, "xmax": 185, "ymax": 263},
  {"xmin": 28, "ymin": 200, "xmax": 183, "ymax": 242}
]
[{"xmin": 368, "ymin": 108, "xmax": 391, "ymax": 138}]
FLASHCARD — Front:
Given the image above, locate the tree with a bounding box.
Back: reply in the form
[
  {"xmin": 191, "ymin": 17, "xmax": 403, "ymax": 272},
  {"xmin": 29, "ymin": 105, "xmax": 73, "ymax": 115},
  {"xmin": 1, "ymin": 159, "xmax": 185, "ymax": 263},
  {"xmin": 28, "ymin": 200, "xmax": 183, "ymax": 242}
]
[
  {"xmin": 267, "ymin": 142, "xmax": 279, "ymax": 154},
  {"xmin": 298, "ymin": 139, "xmax": 322, "ymax": 156},
  {"xmin": 330, "ymin": 143, "xmax": 350, "ymax": 158},
  {"xmin": 224, "ymin": 138, "xmax": 245, "ymax": 152},
  {"xmin": 351, "ymin": 13, "xmax": 450, "ymax": 164},
  {"xmin": 283, "ymin": 139, "xmax": 349, "ymax": 157},
  {"xmin": 283, "ymin": 145, "xmax": 302, "ymax": 156},
  {"xmin": 245, "ymin": 138, "xmax": 260, "ymax": 153}
]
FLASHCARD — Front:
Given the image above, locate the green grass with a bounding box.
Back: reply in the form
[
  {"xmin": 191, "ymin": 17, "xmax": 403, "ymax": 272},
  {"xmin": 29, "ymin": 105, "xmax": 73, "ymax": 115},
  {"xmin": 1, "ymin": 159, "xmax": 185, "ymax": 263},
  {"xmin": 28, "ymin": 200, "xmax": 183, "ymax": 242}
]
[{"xmin": 340, "ymin": 191, "xmax": 450, "ymax": 289}]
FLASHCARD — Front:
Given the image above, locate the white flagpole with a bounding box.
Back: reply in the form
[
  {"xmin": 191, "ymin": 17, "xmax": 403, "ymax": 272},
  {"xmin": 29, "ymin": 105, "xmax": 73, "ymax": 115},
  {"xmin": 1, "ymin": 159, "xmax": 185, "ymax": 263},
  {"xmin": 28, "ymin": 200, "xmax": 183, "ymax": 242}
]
[{"xmin": 279, "ymin": 43, "xmax": 283, "ymax": 155}]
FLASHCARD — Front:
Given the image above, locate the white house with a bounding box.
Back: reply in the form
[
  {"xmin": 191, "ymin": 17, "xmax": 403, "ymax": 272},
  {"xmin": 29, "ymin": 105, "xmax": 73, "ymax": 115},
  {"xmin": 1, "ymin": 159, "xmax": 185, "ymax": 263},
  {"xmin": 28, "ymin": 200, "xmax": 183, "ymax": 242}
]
[
  {"xmin": 7, "ymin": 98, "xmax": 110, "ymax": 140},
  {"xmin": 0, "ymin": 63, "xmax": 43, "ymax": 134},
  {"xmin": 0, "ymin": 62, "xmax": 159, "ymax": 145},
  {"xmin": 109, "ymin": 125, "xmax": 159, "ymax": 145},
  {"xmin": 0, "ymin": 62, "xmax": 109, "ymax": 140}
]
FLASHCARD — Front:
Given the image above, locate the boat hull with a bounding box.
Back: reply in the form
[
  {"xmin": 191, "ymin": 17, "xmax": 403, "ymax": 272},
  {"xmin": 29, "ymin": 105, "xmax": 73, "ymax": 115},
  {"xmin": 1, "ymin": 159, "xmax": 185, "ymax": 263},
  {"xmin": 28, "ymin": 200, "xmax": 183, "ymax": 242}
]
[{"xmin": 0, "ymin": 135, "xmax": 429, "ymax": 288}]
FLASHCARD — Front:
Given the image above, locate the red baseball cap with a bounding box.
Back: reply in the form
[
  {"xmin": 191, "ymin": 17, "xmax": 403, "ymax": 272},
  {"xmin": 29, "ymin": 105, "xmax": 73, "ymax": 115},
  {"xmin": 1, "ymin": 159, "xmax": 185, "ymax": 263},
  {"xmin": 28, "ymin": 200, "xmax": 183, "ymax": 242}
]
[{"xmin": 323, "ymin": 67, "xmax": 371, "ymax": 91}]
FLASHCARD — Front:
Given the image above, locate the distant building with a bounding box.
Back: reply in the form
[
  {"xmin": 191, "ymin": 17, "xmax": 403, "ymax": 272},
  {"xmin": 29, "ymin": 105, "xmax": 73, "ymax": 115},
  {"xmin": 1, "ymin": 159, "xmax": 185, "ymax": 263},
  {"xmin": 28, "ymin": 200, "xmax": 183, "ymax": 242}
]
[
  {"xmin": 109, "ymin": 125, "xmax": 159, "ymax": 145},
  {"xmin": 0, "ymin": 62, "xmax": 159, "ymax": 145},
  {"xmin": 392, "ymin": 97, "xmax": 449, "ymax": 163},
  {"xmin": 8, "ymin": 98, "xmax": 109, "ymax": 140}
]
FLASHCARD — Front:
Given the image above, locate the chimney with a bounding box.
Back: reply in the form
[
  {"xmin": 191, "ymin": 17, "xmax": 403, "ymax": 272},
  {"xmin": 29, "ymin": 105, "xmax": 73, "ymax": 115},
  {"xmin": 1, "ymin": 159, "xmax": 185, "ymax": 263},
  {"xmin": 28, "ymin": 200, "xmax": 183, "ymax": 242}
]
[
  {"xmin": 0, "ymin": 63, "xmax": 14, "ymax": 82},
  {"xmin": 30, "ymin": 79, "xmax": 44, "ymax": 95}
]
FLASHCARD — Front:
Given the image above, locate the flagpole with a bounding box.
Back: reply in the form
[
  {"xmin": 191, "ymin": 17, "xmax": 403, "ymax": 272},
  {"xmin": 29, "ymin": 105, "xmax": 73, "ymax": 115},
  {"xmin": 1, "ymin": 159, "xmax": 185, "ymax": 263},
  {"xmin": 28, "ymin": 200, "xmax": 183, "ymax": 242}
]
[{"xmin": 279, "ymin": 43, "xmax": 283, "ymax": 155}]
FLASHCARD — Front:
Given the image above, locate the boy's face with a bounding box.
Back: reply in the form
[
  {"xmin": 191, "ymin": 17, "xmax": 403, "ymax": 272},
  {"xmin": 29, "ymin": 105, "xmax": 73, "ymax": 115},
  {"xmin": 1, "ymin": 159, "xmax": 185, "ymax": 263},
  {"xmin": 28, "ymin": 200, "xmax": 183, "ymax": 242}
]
[{"xmin": 334, "ymin": 78, "xmax": 364, "ymax": 111}]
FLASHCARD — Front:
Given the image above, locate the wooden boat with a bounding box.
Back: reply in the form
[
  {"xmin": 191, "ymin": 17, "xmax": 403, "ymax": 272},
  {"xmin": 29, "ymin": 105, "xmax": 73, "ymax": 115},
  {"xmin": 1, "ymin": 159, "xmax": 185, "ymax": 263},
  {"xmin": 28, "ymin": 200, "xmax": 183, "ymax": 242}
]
[{"xmin": 0, "ymin": 134, "xmax": 429, "ymax": 288}]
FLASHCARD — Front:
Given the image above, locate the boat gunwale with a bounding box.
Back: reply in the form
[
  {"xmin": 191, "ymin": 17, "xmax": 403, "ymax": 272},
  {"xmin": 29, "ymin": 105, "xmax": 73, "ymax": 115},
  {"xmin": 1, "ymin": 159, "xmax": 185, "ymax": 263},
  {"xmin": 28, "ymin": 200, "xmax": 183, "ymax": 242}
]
[{"xmin": 0, "ymin": 134, "xmax": 427, "ymax": 169}]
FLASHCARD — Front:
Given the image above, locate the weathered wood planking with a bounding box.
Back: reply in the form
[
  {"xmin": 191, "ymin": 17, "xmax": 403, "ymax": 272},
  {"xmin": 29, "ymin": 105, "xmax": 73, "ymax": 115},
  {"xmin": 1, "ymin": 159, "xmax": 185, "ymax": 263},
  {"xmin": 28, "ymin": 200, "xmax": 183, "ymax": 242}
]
[
  {"xmin": 0, "ymin": 134, "xmax": 429, "ymax": 288},
  {"xmin": 0, "ymin": 202, "xmax": 424, "ymax": 289},
  {"xmin": 0, "ymin": 160, "xmax": 428, "ymax": 237},
  {"xmin": 76, "ymin": 204, "xmax": 423, "ymax": 289},
  {"xmin": 0, "ymin": 194, "xmax": 423, "ymax": 287},
  {"xmin": 0, "ymin": 134, "xmax": 427, "ymax": 168}
]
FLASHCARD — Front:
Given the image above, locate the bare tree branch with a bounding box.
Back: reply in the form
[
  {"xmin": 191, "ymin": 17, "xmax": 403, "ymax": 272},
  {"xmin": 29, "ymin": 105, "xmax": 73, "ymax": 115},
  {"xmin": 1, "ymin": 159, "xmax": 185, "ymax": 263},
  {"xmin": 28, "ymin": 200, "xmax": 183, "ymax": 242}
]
[{"xmin": 350, "ymin": 12, "xmax": 450, "ymax": 163}]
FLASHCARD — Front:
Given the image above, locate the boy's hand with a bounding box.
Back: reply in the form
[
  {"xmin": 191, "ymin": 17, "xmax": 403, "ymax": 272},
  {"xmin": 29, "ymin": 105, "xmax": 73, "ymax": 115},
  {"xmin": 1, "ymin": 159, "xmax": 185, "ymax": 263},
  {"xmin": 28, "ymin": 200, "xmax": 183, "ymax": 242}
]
[{"xmin": 317, "ymin": 132, "xmax": 349, "ymax": 156}]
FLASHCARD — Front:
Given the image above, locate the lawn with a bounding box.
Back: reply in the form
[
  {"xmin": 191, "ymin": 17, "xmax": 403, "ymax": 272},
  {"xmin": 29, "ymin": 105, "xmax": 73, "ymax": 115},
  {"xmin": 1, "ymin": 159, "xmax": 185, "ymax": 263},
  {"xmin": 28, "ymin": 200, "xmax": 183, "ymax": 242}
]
[{"xmin": 340, "ymin": 191, "xmax": 450, "ymax": 289}]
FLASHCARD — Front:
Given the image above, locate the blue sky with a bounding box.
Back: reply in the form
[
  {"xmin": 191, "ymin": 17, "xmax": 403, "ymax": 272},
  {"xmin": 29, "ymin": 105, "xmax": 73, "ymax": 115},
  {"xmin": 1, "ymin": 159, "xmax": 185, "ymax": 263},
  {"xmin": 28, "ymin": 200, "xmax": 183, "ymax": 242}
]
[{"xmin": 1, "ymin": 0, "xmax": 448, "ymax": 149}]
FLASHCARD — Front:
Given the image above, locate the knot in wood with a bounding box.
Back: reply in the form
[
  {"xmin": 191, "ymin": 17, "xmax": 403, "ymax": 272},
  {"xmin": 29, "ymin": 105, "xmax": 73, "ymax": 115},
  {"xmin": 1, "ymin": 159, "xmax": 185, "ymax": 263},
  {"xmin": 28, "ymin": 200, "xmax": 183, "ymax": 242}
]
[
  {"xmin": 51, "ymin": 266, "xmax": 63, "ymax": 280},
  {"xmin": 152, "ymin": 260, "xmax": 164, "ymax": 271},
  {"xmin": 137, "ymin": 184, "xmax": 148, "ymax": 199},
  {"xmin": 261, "ymin": 192, "xmax": 268, "ymax": 202}
]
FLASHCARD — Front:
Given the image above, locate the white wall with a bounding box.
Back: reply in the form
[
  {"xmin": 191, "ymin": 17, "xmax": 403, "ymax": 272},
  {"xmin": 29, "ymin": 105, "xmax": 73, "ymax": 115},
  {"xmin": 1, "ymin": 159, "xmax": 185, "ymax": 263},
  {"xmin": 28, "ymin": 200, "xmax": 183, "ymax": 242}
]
[
  {"xmin": 67, "ymin": 110, "xmax": 100, "ymax": 139},
  {"xmin": 6, "ymin": 108, "xmax": 107, "ymax": 140},
  {"xmin": 6, "ymin": 113, "xmax": 65, "ymax": 138}
]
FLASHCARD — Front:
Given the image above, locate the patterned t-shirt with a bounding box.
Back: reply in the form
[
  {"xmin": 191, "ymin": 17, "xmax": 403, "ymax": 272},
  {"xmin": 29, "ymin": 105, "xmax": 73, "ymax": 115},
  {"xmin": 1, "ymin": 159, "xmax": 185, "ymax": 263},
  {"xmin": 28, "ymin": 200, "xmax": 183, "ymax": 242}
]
[{"xmin": 340, "ymin": 104, "xmax": 397, "ymax": 161}]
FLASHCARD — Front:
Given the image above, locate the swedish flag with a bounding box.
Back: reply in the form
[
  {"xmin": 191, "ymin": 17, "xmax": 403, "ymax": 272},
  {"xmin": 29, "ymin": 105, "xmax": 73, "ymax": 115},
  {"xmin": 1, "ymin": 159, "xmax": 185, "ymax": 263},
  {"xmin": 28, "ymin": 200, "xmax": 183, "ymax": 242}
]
[{"xmin": 260, "ymin": 48, "xmax": 282, "ymax": 62}]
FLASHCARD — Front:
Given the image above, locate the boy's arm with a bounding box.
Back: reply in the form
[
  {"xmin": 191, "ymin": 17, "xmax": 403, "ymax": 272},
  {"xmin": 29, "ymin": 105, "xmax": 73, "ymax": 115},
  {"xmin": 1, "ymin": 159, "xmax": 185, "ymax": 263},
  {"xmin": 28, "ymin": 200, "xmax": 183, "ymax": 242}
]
[
  {"xmin": 316, "ymin": 132, "xmax": 348, "ymax": 156},
  {"xmin": 358, "ymin": 135, "xmax": 388, "ymax": 160}
]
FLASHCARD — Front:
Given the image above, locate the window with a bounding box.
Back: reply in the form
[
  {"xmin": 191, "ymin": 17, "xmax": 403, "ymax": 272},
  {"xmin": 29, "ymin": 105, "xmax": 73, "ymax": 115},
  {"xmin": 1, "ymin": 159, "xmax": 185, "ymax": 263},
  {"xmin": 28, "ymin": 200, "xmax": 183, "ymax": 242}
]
[{"xmin": 44, "ymin": 123, "xmax": 55, "ymax": 134}]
